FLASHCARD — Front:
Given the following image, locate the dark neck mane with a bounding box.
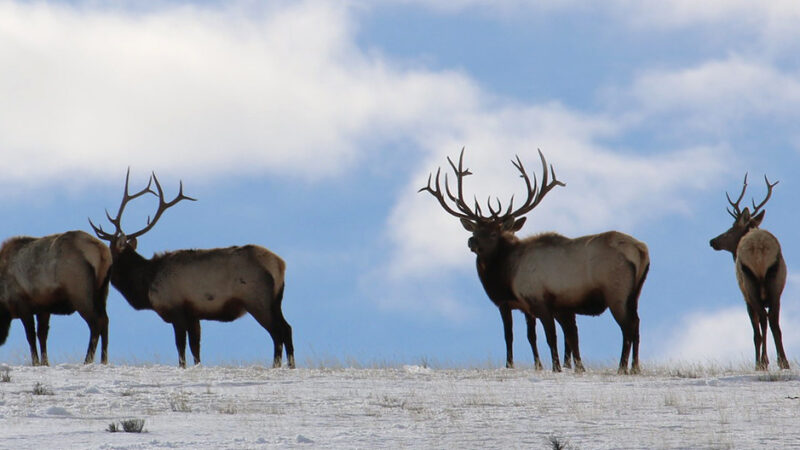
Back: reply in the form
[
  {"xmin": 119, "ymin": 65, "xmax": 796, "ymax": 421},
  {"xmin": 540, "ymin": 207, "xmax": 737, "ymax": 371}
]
[{"xmin": 110, "ymin": 248, "xmax": 158, "ymax": 311}]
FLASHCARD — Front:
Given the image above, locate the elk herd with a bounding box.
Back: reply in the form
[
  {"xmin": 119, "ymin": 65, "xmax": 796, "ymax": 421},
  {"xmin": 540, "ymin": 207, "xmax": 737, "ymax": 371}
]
[{"xmin": 0, "ymin": 150, "xmax": 792, "ymax": 374}]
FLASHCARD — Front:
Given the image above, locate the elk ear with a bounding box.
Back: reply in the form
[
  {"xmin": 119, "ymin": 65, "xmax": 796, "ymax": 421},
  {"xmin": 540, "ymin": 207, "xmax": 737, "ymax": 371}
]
[
  {"xmin": 748, "ymin": 210, "xmax": 765, "ymax": 228},
  {"xmin": 460, "ymin": 218, "xmax": 477, "ymax": 232},
  {"xmin": 503, "ymin": 217, "xmax": 526, "ymax": 232},
  {"xmin": 127, "ymin": 237, "xmax": 138, "ymax": 250}
]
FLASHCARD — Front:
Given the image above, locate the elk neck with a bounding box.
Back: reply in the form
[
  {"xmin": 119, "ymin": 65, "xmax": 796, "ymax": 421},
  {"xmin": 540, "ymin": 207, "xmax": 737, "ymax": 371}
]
[
  {"xmin": 474, "ymin": 233, "xmax": 518, "ymax": 305},
  {"xmin": 110, "ymin": 246, "xmax": 157, "ymax": 311}
]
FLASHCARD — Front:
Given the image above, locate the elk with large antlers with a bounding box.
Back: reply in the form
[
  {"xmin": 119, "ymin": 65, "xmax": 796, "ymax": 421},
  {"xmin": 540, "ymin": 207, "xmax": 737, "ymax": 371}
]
[
  {"xmin": 420, "ymin": 149, "xmax": 650, "ymax": 373},
  {"xmin": 0, "ymin": 231, "xmax": 111, "ymax": 365},
  {"xmin": 90, "ymin": 171, "xmax": 294, "ymax": 368},
  {"xmin": 710, "ymin": 174, "xmax": 789, "ymax": 370}
]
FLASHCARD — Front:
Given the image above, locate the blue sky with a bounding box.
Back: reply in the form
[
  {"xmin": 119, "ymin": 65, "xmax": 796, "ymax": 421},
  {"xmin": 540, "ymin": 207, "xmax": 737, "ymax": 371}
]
[{"xmin": 1, "ymin": 0, "xmax": 799, "ymax": 367}]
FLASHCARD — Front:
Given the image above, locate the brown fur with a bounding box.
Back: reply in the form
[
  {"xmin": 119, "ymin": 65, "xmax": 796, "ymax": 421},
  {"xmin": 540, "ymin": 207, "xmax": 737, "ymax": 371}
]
[{"xmin": 0, "ymin": 231, "xmax": 111, "ymax": 366}]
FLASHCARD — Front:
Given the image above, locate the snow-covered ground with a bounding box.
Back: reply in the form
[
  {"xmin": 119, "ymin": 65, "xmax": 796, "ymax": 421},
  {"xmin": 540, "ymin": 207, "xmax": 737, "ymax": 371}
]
[{"xmin": 1, "ymin": 362, "xmax": 798, "ymax": 449}]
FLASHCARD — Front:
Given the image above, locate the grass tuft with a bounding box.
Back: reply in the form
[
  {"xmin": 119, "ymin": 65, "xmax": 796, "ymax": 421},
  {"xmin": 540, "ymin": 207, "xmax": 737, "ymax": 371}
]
[
  {"xmin": 1, "ymin": 367, "xmax": 10, "ymax": 383},
  {"xmin": 107, "ymin": 419, "xmax": 146, "ymax": 433},
  {"xmin": 32, "ymin": 382, "xmax": 53, "ymax": 396},
  {"xmin": 547, "ymin": 434, "xmax": 576, "ymax": 450}
]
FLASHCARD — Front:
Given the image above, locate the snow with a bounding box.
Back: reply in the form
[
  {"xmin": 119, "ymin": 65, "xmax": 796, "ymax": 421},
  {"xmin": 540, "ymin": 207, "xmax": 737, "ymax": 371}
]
[{"xmin": 1, "ymin": 363, "xmax": 799, "ymax": 449}]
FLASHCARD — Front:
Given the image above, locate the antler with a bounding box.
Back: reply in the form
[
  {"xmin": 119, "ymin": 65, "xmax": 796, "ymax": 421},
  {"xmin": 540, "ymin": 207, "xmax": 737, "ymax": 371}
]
[
  {"xmin": 89, "ymin": 169, "xmax": 196, "ymax": 241},
  {"xmin": 418, "ymin": 148, "xmax": 565, "ymax": 223},
  {"xmin": 725, "ymin": 173, "xmax": 778, "ymax": 219},
  {"xmin": 503, "ymin": 149, "xmax": 565, "ymax": 219},
  {"xmin": 725, "ymin": 173, "xmax": 748, "ymax": 219},
  {"xmin": 750, "ymin": 175, "xmax": 778, "ymax": 216},
  {"xmin": 418, "ymin": 147, "xmax": 479, "ymax": 220}
]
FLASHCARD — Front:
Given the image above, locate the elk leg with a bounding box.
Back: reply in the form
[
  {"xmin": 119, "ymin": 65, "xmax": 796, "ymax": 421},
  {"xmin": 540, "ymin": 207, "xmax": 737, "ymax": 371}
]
[
  {"xmin": 36, "ymin": 314, "xmax": 50, "ymax": 366},
  {"xmin": 557, "ymin": 313, "xmax": 583, "ymax": 373},
  {"xmin": 524, "ymin": 313, "xmax": 543, "ymax": 371},
  {"xmin": 279, "ymin": 315, "xmax": 295, "ymax": 369},
  {"xmin": 758, "ymin": 308, "xmax": 769, "ymax": 369},
  {"xmin": 539, "ymin": 312, "xmax": 561, "ymax": 372},
  {"xmin": 746, "ymin": 304, "xmax": 764, "ymax": 370},
  {"xmin": 21, "ymin": 315, "xmax": 40, "ymax": 366},
  {"xmin": 83, "ymin": 317, "xmax": 102, "ymax": 365},
  {"xmin": 99, "ymin": 313, "xmax": 109, "ymax": 365},
  {"xmin": 171, "ymin": 321, "xmax": 188, "ymax": 368},
  {"xmin": 499, "ymin": 305, "xmax": 514, "ymax": 369},
  {"xmin": 187, "ymin": 318, "xmax": 201, "ymax": 366},
  {"xmin": 767, "ymin": 306, "xmax": 790, "ymax": 370}
]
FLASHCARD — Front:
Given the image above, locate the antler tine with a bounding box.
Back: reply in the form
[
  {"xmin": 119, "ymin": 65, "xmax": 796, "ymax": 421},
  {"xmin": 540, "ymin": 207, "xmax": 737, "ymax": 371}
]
[
  {"xmin": 419, "ymin": 148, "xmax": 483, "ymax": 221},
  {"xmin": 725, "ymin": 173, "xmax": 748, "ymax": 219},
  {"xmin": 505, "ymin": 149, "xmax": 565, "ymax": 219},
  {"xmin": 487, "ymin": 196, "xmax": 502, "ymax": 217},
  {"xmin": 418, "ymin": 166, "xmax": 474, "ymax": 220},
  {"xmin": 125, "ymin": 172, "xmax": 196, "ymax": 240},
  {"xmin": 88, "ymin": 217, "xmax": 115, "ymax": 241},
  {"xmin": 751, "ymin": 174, "xmax": 778, "ymax": 215}
]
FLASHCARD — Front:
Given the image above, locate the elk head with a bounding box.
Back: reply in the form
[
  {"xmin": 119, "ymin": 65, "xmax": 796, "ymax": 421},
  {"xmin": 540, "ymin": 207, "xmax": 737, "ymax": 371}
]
[
  {"xmin": 419, "ymin": 148, "xmax": 565, "ymax": 259},
  {"xmin": 710, "ymin": 174, "xmax": 777, "ymax": 258},
  {"xmin": 90, "ymin": 169, "xmax": 196, "ymax": 255}
]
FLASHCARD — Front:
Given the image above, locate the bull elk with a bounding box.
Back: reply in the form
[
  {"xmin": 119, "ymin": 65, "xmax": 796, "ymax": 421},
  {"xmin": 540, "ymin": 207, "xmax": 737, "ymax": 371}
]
[
  {"xmin": 709, "ymin": 174, "xmax": 789, "ymax": 370},
  {"xmin": 90, "ymin": 171, "xmax": 294, "ymax": 368},
  {"xmin": 0, "ymin": 231, "xmax": 111, "ymax": 366},
  {"xmin": 420, "ymin": 149, "xmax": 650, "ymax": 373}
]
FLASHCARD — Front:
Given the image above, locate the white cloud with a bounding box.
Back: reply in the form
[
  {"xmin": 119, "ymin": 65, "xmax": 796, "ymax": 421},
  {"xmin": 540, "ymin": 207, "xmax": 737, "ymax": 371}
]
[
  {"xmin": 629, "ymin": 56, "xmax": 800, "ymax": 131},
  {"xmin": 0, "ymin": 1, "xmax": 479, "ymax": 186}
]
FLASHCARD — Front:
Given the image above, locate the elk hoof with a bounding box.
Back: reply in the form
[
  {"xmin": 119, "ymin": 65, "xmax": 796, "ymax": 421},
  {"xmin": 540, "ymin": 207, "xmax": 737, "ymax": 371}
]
[
  {"xmin": 617, "ymin": 367, "xmax": 628, "ymax": 375},
  {"xmin": 505, "ymin": 361, "xmax": 514, "ymax": 369},
  {"xmin": 534, "ymin": 360, "xmax": 544, "ymax": 371},
  {"xmin": 552, "ymin": 363, "xmax": 562, "ymax": 373},
  {"xmin": 779, "ymin": 359, "xmax": 791, "ymax": 370},
  {"xmin": 288, "ymin": 356, "xmax": 296, "ymax": 369},
  {"xmin": 574, "ymin": 363, "xmax": 585, "ymax": 374}
]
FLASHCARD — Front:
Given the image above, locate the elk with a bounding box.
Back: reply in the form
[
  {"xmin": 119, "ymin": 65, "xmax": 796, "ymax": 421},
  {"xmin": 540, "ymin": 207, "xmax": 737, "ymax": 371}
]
[
  {"xmin": 90, "ymin": 171, "xmax": 294, "ymax": 368},
  {"xmin": 0, "ymin": 231, "xmax": 111, "ymax": 366},
  {"xmin": 420, "ymin": 149, "xmax": 650, "ymax": 373},
  {"xmin": 709, "ymin": 174, "xmax": 789, "ymax": 371}
]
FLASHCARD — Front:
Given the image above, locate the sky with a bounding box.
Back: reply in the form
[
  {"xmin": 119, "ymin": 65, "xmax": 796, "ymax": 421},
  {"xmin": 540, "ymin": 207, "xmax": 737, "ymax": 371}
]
[{"xmin": 1, "ymin": 0, "xmax": 799, "ymax": 368}]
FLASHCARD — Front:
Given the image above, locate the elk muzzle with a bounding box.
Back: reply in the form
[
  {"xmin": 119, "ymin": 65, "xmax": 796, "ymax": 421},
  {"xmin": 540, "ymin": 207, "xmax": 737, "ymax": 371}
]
[{"xmin": 468, "ymin": 237, "xmax": 479, "ymax": 254}]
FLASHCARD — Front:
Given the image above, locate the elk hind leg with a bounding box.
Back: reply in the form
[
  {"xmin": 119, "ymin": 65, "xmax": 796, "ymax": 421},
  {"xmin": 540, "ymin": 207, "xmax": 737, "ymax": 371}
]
[
  {"xmin": 524, "ymin": 313, "xmax": 543, "ymax": 370},
  {"xmin": 745, "ymin": 304, "xmax": 765, "ymax": 370},
  {"xmin": 539, "ymin": 312, "xmax": 561, "ymax": 372},
  {"xmin": 767, "ymin": 305, "xmax": 790, "ymax": 370},
  {"xmin": 557, "ymin": 312, "xmax": 583, "ymax": 373},
  {"xmin": 20, "ymin": 315, "xmax": 40, "ymax": 366},
  {"xmin": 36, "ymin": 314, "xmax": 50, "ymax": 366},
  {"xmin": 187, "ymin": 318, "xmax": 201, "ymax": 365}
]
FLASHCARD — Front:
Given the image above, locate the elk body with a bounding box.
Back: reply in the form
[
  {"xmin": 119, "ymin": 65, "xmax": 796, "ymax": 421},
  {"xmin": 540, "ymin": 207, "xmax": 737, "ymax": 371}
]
[
  {"xmin": 710, "ymin": 175, "xmax": 789, "ymax": 370},
  {"xmin": 421, "ymin": 149, "xmax": 649, "ymax": 373},
  {"xmin": 0, "ymin": 231, "xmax": 111, "ymax": 365},
  {"xmin": 91, "ymin": 172, "xmax": 294, "ymax": 368}
]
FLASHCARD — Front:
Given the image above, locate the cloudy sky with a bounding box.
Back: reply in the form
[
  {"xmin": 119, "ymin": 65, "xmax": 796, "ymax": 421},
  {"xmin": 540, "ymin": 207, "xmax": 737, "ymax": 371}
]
[{"xmin": 1, "ymin": 0, "xmax": 799, "ymax": 368}]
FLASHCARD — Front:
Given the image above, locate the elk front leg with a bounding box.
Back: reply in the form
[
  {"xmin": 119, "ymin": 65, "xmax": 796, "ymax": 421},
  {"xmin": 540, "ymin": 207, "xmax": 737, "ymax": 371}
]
[
  {"xmin": 36, "ymin": 314, "xmax": 50, "ymax": 366},
  {"xmin": 524, "ymin": 313, "xmax": 543, "ymax": 370},
  {"xmin": 499, "ymin": 305, "xmax": 514, "ymax": 368},
  {"xmin": 171, "ymin": 321, "xmax": 188, "ymax": 368}
]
